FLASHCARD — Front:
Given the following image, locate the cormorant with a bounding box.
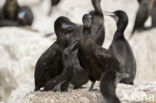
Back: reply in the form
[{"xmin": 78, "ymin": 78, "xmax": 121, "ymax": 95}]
[
  {"xmin": 151, "ymin": 0, "xmax": 156, "ymax": 27},
  {"xmin": 131, "ymin": 0, "xmax": 154, "ymax": 36},
  {"xmin": 34, "ymin": 16, "xmax": 77, "ymax": 91},
  {"xmin": 2, "ymin": 0, "xmax": 20, "ymax": 21},
  {"xmin": 17, "ymin": 6, "xmax": 34, "ymax": 26},
  {"xmin": 89, "ymin": 0, "xmax": 105, "ymax": 46},
  {"xmin": 107, "ymin": 10, "xmax": 136, "ymax": 85},
  {"xmin": 48, "ymin": 0, "xmax": 61, "ymax": 16},
  {"xmin": 70, "ymin": 0, "xmax": 105, "ymax": 89},
  {"xmin": 76, "ymin": 14, "xmax": 120, "ymax": 91},
  {"xmin": 99, "ymin": 70, "xmax": 129, "ymax": 103}
]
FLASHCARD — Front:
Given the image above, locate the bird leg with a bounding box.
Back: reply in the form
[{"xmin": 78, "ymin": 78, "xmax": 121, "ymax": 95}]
[{"xmin": 89, "ymin": 81, "xmax": 96, "ymax": 91}]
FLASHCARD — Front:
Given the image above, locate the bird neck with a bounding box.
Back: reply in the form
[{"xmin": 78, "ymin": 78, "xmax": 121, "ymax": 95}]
[
  {"xmin": 92, "ymin": 0, "xmax": 103, "ymax": 16},
  {"xmin": 115, "ymin": 15, "xmax": 128, "ymax": 38},
  {"xmin": 56, "ymin": 31, "xmax": 68, "ymax": 45},
  {"xmin": 83, "ymin": 27, "xmax": 91, "ymax": 37},
  {"xmin": 114, "ymin": 22, "xmax": 126, "ymax": 38}
]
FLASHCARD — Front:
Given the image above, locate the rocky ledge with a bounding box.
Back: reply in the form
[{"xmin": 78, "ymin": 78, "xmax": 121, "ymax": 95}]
[{"xmin": 23, "ymin": 83, "xmax": 156, "ymax": 103}]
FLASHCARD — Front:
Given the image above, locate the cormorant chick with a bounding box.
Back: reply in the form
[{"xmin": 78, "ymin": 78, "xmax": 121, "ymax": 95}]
[
  {"xmin": 2, "ymin": 0, "xmax": 20, "ymax": 21},
  {"xmin": 66, "ymin": 24, "xmax": 89, "ymax": 89},
  {"xmin": 43, "ymin": 42, "xmax": 77, "ymax": 91},
  {"xmin": 107, "ymin": 10, "xmax": 136, "ymax": 85},
  {"xmin": 48, "ymin": 0, "xmax": 61, "ymax": 16},
  {"xmin": 34, "ymin": 16, "xmax": 76, "ymax": 91},
  {"xmin": 77, "ymin": 14, "xmax": 120, "ymax": 91},
  {"xmin": 89, "ymin": 0, "xmax": 105, "ymax": 46},
  {"xmin": 131, "ymin": 0, "xmax": 154, "ymax": 36},
  {"xmin": 99, "ymin": 70, "xmax": 129, "ymax": 103}
]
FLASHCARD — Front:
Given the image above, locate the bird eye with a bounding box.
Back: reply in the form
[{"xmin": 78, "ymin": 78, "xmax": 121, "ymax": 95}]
[
  {"xmin": 18, "ymin": 11, "xmax": 26, "ymax": 19},
  {"xmin": 20, "ymin": 11, "xmax": 26, "ymax": 17},
  {"xmin": 62, "ymin": 24, "xmax": 72, "ymax": 29},
  {"xmin": 65, "ymin": 24, "xmax": 72, "ymax": 28}
]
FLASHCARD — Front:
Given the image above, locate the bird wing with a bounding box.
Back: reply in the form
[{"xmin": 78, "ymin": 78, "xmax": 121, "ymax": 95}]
[
  {"xmin": 36, "ymin": 43, "xmax": 58, "ymax": 68},
  {"xmin": 94, "ymin": 47, "xmax": 119, "ymax": 69}
]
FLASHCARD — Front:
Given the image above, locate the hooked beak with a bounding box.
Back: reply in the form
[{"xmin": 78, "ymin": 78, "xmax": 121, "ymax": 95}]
[{"xmin": 104, "ymin": 11, "xmax": 118, "ymax": 23}]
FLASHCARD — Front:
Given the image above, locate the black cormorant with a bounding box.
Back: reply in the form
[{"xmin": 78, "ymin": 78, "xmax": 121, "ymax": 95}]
[
  {"xmin": 131, "ymin": 0, "xmax": 154, "ymax": 36},
  {"xmin": 48, "ymin": 0, "xmax": 61, "ymax": 16},
  {"xmin": 77, "ymin": 14, "xmax": 120, "ymax": 91},
  {"xmin": 2, "ymin": 0, "xmax": 20, "ymax": 21},
  {"xmin": 1, "ymin": 0, "xmax": 34, "ymax": 27},
  {"xmin": 89, "ymin": 0, "xmax": 105, "ymax": 46},
  {"xmin": 34, "ymin": 16, "xmax": 77, "ymax": 91},
  {"xmin": 151, "ymin": 0, "xmax": 156, "ymax": 27},
  {"xmin": 17, "ymin": 6, "xmax": 34, "ymax": 26},
  {"xmin": 107, "ymin": 10, "xmax": 136, "ymax": 85}
]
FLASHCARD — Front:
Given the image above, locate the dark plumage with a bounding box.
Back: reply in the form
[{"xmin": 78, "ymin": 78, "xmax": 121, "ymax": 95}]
[
  {"xmin": 62, "ymin": 0, "xmax": 105, "ymax": 89},
  {"xmin": 0, "ymin": 8, "xmax": 20, "ymax": 27},
  {"xmin": 48, "ymin": 0, "xmax": 61, "ymax": 15},
  {"xmin": 71, "ymin": 0, "xmax": 105, "ymax": 89},
  {"xmin": 0, "ymin": 20, "xmax": 20, "ymax": 27},
  {"xmin": 44, "ymin": 41, "xmax": 79, "ymax": 91},
  {"xmin": 77, "ymin": 14, "xmax": 120, "ymax": 91},
  {"xmin": 34, "ymin": 16, "xmax": 75, "ymax": 91},
  {"xmin": 43, "ymin": 21, "xmax": 89, "ymax": 91},
  {"xmin": 67, "ymin": 23, "xmax": 89, "ymax": 89},
  {"xmin": 1, "ymin": 0, "xmax": 34, "ymax": 27},
  {"xmin": 37, "ymin": 0, "xmax": 106, "ymax": 92},
  {"xmin": 0, "ymin": 9, "xmax": 4, "ymax": 20},
  {"xmin": 131, "ymin": 0, "xmax": 154, "ymax": 36},
  {"xmin": 2, "ymin": 0, "xmax": 20, "ymax": 21},
  {"xmin": 51, "ymin": 0, "xmax": 61, "ymax": 6},
  {"xmin": 108, "ymin": 10, "xmax": 136, "ymax": 85},
  {"xmin": 17, "ymin": 6, "xmax": 34, "ymax": 26},
  {"xmin": 151, "ymin": 0, "xmax": 156, "ymax": 27},
  {"xmin": 89, "ymin": 0, "xmax": 105, "ymax": 46},
  {"xmin": 99, "ymin": 70, "xmax": 129, "ymax": 103}
]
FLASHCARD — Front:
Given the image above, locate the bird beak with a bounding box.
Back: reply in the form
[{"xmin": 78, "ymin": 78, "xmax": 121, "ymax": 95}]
[
  {"xmin": 115, "ymin": 72, "xmax": 129, "ymax": 85},
  {"xmin": 104, "ymin": 11, "xmax": 115, "ymax": 17},
  {"xmin": 104, "ymin": 11, "xmax": 118, "ymax": 23}
]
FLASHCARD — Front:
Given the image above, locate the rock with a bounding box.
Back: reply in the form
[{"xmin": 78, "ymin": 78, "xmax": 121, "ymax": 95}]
[
  {"xmin": 0, "ymin": 0, "xmax": 156, "ymax": 102},
  {"xmin": 23, "ymin": 82, "xmax": 156, "ymax": 103},
  {"xmin": 0, "ymin": 69, "xmax": 17, "ymax": 102},
  {"xmin": 129, "ymin": 29, "xmax": 156, "ymax": 82},
  {"xmin": 0, "ymin": 27, "xmax": 53, "ymax": 103}
]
